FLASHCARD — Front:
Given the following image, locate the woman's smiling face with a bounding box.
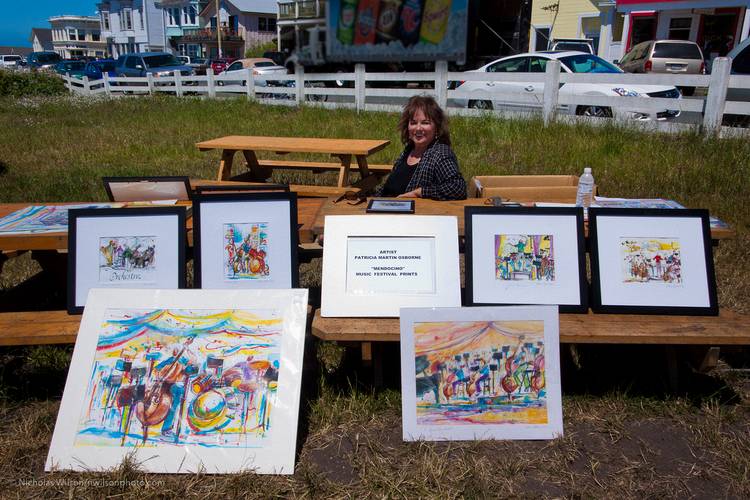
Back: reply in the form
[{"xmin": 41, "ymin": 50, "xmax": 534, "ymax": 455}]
[{"xmin": 408, "ymin": 108, "xmax": 435, "ymax": 150}]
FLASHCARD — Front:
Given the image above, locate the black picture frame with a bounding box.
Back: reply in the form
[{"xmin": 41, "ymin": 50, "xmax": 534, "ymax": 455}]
[
  {"xmin": 195, "ymin": 183, "xmax": 290, "ymax": 195},
  {"xmin": 366, "ymin": 199, "xmax": 415, "ymax": 214},
  {"xmin": 193, "ymin": 192, "xmax": 299, "ymax": 289},
  {"xmin": 102, "ymin": 176, "xmax": 192, "ymax": 202},
  {"xmin": 67, "ymin": 207, "xmax": 187, "ymax": 314},
  {"xmin": 464, "ymin": 206, "xmax": 588, "ymax": 313},
  {"xmin": 589, "ymin": 208, "xmax": 718, "ymax": 315}
]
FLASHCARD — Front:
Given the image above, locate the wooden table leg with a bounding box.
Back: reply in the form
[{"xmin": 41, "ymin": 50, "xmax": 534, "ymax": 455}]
[
  {"xmin": 241, "ymin": 150, "xmax": 272, "ymax": 181},
  {"xmin": 336, "ymin": 154, "xmax": 352, "ymax": 188},
  {"xmin": 355, "ymin": 155, "xmax": 371, "ymax": 180},
  {"xmin": 218, "ymin": 149, "xmax": 237, "ymax": 181}
]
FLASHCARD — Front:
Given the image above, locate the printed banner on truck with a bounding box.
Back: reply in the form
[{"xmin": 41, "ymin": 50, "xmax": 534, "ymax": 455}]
[{"xmin": 326, "ymin": 0, "xmax": 468, "ymax": 62}]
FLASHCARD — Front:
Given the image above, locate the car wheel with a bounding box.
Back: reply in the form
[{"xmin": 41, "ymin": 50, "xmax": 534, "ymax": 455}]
[
  {"xmin": 469, "ymin": 100, "xmax": 493, "ymax": 110},
  {"xmin": 576, "ymin": 105, "xmax": 613, "ymax": 118}
]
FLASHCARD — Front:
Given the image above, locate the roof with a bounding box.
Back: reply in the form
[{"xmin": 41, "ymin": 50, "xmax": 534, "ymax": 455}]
[
  {"xmin": 200, "ymin": 0, "xmax": 277, "ymax": 15},
  {"xmin": 29, "ymin": 28, "xmax": 52, "ymax": 45},
  {"xmin": 0, "ymin": 46, "xmax": 33, "ymax": 56}
]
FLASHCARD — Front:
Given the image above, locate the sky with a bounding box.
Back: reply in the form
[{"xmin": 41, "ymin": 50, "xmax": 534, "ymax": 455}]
[{"xmin": 1, "ymin": 1, "xmax": 98, "ymax": 47}]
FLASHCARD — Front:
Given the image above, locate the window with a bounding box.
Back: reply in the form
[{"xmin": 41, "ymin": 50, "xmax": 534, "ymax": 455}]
[
  {"xmin": 668, "ymin": 18, "xmax": 692, "ymax": 41},
  {"xmin": 125, "ymin": 56, "xmax": 140, "ymax": 69},
  {"xmin": 183, "ymin": 5, "xmax": 197, "ymax": 25},
  {"xmin": 120, "ymin": 9, "xmax": 133, "ymax": 30},
  {"xmin": 732, "ymin": 45, "xmax": 750, "ymax": 74},
  {"xmin": 68, "ymin": 28, "xmax": 79, "ymax": 41},
  {"xmin": 140, "ymin": 9, "xmax": 144, "ymax": 30},
  {"xmin": 167, "ymin": 8, "xmax": 181, "ymax": 26},
  {"xmin": 92, "ymin": 31, "xmax": 101, "ymax": 42},
  {"xmin": 529, "ymin": 57, "xmax": 560, "ymax": 73},
  {"xmin": 653, "ymin": 42, "xmax": 702, "ymax": 59},
  {"xmin": 487, "ymin": 57, "xmax": 529, "ymax": 73},
  {"xmin": 226, "ymin": 61, "xmax": 243, "ymax": 71},
  {"xmin": 102, "ymin": 11, "xmax": 110, "ymax": 30},
  {"xmin": 258, "ymin": 16, "xmax": 276, "ymax": 32},
  {"xmin": 580, "ymin": 15, "xmax": 601, "ymax": 53},
  {"xmin": 532, "ymin": 27, "xmax": 551, "ymax": 51}
]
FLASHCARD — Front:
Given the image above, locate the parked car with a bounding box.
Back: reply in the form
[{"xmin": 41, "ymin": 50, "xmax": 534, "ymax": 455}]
[
  {"xmin": 54, "ymin": 60, "xmax": 86, "ymax": 78},
  {"xmin": 0, "ymin": 54, "xmax": 24, "ymax": 69},
  {"xmin": 26, "ymin": 51, "xmax": 62, "ymax": 70},
  {"xmin": 83, "ymin": 59, "xmax": 117, "ymax": 80},
  {"xmin": 618, "ymin": 40, "xmax": 704, "ymax": 96},
  {"xmin": 209, "ymin": 57, "xmax": 237, "ymax": 74},
  {"xmin": 549, "ymin": 38, "xmax": 595, "ymax": 54},
  {"xmin": 115, "ymin": 52, "xmax": 194, "ymax": 79},
  {"xmin": 453, "ymin": 51, "xmax": 682, "ymax": 121},
  {"xmin": 219, "ymin": 57, "xmax": 289, "ymax": 86},
  {"xmin": 177, "ymin": 56, "xmax": 208, "ymax": 75},
  {"xmin": 725, "ymin": 37, "xmax": 750, "ymax": 125}
]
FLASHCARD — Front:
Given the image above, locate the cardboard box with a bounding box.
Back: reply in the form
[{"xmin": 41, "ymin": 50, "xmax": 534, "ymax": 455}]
[{"xmin": 470, "ymin": 175, "xmax": 595, "ymax": 203}]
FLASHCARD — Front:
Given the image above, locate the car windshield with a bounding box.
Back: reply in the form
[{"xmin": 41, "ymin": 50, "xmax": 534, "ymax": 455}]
[
  {"xmin": 559, "ymin": 54, "xmax": 622, "ymax": 73},
  {"xmin": 143, "ymin": 54, "xmax": 180, "ymax": 68},
  {"xmin": 96, "ymin": 62, "xmax": 116, "ymax": 71},
  {"xmin": 653, "ymin": 43, "xmax": 702, "ymax": 59},
  {"xmin": 555, "ymin": 42, "xmax": 592, "ymax": 53},
  {"xmin": 254, "ymin": 61, "xmax": 276, "ymax": 68},
  {"xmin": 5, "ymin": 56, "xmax": 22, "ymax": 61},
  {"xmin": 38, "ymin": 53, "xmax": 61, "ymax": 63}
]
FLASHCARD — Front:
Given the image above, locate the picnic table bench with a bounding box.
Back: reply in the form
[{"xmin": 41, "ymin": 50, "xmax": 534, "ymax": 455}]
[{"xmin": 196, "ymin": 135, "xmax": 393, "ymax": 189}]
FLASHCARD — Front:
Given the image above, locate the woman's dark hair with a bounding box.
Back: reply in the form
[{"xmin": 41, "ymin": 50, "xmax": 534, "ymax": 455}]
[{"xmin": 398, "ymin": 95, "xmax": 451, "ymax": 146}]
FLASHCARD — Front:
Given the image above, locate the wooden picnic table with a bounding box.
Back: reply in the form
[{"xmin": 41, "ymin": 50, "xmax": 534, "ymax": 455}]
[{"xmin": 196, "ymin": 135, "xmax": 392, "ymax": 188}]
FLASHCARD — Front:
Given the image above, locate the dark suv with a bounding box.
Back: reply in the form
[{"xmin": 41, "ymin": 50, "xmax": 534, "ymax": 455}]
[
  {"xmin": 27, "ymin": 51, "xmax": 62, "ymax": 70},
  {"xmin": 115, "ymin": 52, "xmax": 194, "ymax": 78}
]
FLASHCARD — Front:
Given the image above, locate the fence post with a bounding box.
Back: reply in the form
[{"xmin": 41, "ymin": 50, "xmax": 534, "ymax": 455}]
[
  {"xmin": 147, "ymin": 73, "xmax": 154, "ymax": 95},
  {"xmin": 174, "ymin": 71, "xmax": 183, "ymax": 97},
  {"xmin": 245, "ymin": 68, "xmax": 254, "ymax": 100},
  {"xmin": 355, "ymin": 63, "xmax": 366, "ymax": 112},
  {"xmin": 542, "ymin": 60, "xmax": 561, "ymax": 126},
  {"xmin": 103, "ymin": 73, "xmax": 111, "ymax": 97},
  {"xmin": 83, "ymin": 76, "xmax": 90, "ymax": 95},
  {"xmin": 295, "ymin": 64, "xmax": 304, "ymax": 105},
  {"xmin": 702, "ymin": 57, "xmax": 731, "ymax": 137},
  {"xmin": 435, "ymin": 60, "xmax": 448, "ymax": 109},
  {"xmin": 66, "ymin": 73, "xmax": 73, "ymax": 94},
  {"xmin": 207, "ymin": 68, "xmax": 216, "ymax": 98}
]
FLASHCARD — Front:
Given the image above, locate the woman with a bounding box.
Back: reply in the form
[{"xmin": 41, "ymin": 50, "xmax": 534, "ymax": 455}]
[{"xmin": 377, "ymin": 95, "xmax": 467, "ymax": 200}]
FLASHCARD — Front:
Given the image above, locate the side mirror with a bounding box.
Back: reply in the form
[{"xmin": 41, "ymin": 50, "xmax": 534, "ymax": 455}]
[{"xmin": 135, "ymin": 64, "xmax": 143, "ymax": 70}]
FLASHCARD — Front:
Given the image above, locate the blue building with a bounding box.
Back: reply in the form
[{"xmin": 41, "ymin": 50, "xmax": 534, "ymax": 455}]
[{"xmin": 97, "ymin": 0, "xmax": 167, "ymax": 57}]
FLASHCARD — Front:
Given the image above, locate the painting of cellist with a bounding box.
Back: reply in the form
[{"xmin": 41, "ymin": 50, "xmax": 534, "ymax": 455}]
[
  {"xmin": 224, "ymin": 223, "xmax": 270, "ymax": 281},
  {"xmin": 74, "ymin": 308, "xmax": 282, "ymax": 448},
  {"xmin": 413, "ymin": 320, "xmax": 548, "ymax": 427}
]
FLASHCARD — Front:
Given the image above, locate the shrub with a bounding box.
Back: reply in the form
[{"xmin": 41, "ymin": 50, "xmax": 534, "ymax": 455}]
[
  {"xmin": 0, "ymin": 69, "xmax": 66, "ymax": 97},
  {"xmin": 244, "ymin": 40, "xmax": 277, "ymax": 58}
]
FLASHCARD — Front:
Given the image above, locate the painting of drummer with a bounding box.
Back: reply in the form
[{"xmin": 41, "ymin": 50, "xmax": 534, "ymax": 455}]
[{"xmin": 158, "ymin": 336, "xmax": 199, "ymax": 439}]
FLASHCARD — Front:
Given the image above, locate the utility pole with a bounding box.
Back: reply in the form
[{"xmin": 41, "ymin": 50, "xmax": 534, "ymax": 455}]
[{"xmin": 215, "ymin": 0, "xmax": 223, "ymax": 57}]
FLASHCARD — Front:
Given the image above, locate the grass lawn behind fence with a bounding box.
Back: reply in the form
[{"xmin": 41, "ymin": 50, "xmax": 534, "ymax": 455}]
[{"xmin": 0, "ymin": 96, "xmax": 749, "ymax": 497}]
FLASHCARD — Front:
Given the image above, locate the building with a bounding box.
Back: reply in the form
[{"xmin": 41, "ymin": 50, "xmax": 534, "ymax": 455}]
[
  {"xmin": 49, "ymin": 15, "xmax": 107, "ymax": 58},
  {"xmin": 96, "ymin": 0, "xmax": 167, "ymax": 57},
  {"xmin": 185, "ymin": 0, "xmax": 277, "ymax": 58},
  {"xmin": 530, "ymin": 0, "xmax": 749, "ymax": 63},
  {"xmin": 0, "ymin": 46, "xmax": 33, "ymax": 57},
  {"xmin": 29, "ymin": 28, "xmax": 54, "ymax": 52},
  {"xmin": 155, "ymin": 0, "xmax": 207, "ymax": 57}
]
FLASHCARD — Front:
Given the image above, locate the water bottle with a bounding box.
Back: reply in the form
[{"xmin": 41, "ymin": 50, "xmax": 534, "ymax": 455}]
[{"xmin": 575, "ymin": 167, "xmax": 595, "ymax": 209}]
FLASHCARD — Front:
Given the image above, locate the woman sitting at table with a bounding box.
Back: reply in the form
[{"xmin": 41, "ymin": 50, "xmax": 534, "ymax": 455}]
[{"xmin": 377, "ymin": 95, "xmax": 467, "ymax": 200}]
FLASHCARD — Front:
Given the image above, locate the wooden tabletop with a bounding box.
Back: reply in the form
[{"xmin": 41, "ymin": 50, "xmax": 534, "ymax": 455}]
[
  {"xmin": 311, "ymin": 197, "xmax": 735, "ymax": 240},
  {"xmin": 196, "ymin": 136, "xmax": 391, "ymax": 156}
]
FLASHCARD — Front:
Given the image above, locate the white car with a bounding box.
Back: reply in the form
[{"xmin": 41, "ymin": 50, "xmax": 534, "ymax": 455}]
[
  {"xmin": 219, "ymin": 57, "xmax": 289, "ymax": 86},
  {"xmin": 0, "ymin": 54, "xmax": 24, "ymax": 69},
  {"xmin": 453, "ymin": 51, "xmax": 682, "ymax": 121}
]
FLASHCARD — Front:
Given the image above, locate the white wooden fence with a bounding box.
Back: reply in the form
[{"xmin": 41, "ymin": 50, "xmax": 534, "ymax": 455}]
[{"xmin": 61, "ymin": 58, "xmax": 750, "ymax": 137}]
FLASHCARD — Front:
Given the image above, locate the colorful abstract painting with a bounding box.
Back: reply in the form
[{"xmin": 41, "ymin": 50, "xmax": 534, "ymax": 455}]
[
  {"xmin": 414, "ymin": 320, "xmax": 548, "ymax": 426},
  {"xmin": 495, "ymin": 234, "xmax": 555, "ymax": 282},
  {"xmin": 99, "ymin": 236, "xmax": 157, "ymax": 283},
  {"xmin": 0, "ymin": 204, "xmax": 117, "ymax": 234},
  {"xmin": 224, "ymin": 223, "xmax": 270, "ymax": 281},
  {"xmin": 620, "ymin": 237, "xmax": 682, "ymax": 284},
  {"xmin": 75, "ymin": 308, "xmax": 282, "ymax": 449}
]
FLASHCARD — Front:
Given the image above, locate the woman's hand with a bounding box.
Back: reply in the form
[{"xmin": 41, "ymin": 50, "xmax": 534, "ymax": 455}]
[{"xmin": 397, "ymin": 188, "xmax": 422, "ymax": 198}]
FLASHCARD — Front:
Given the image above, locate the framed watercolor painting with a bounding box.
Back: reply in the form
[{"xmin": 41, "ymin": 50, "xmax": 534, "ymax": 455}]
[
  {"xmin": 103, "ymin": 176, "xmax": 192, "ymax": 202},
  {"xmin": 67, "ymin": 207, "xmax": 187, "ymax": 314},
  {"xmin": 589, "ymin": 208, "xmax": 718, "ymax": 315},
  {"xmin": 321, "ymin": 215, "xmax": 461, "ymax": 317},
  {"xmin": 464, "ymin": 207, "xmax": 588, "ymax": 313},
  {"xmin": 46, "ymin": 288, "xmax": 309, "ymax": 474},
  {"xmin": 400, "ymin": 305, "xmax": 563, "ymax": 441},
  {"xmin": 193, "ymin": 192, "xmax": 299, "ymax": 289}
]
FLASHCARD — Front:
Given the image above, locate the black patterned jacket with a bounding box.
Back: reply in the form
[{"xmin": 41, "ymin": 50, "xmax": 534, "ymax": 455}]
[{"xmin": 377, "ymin": 141, "xmax": 467, "ymax": 200}]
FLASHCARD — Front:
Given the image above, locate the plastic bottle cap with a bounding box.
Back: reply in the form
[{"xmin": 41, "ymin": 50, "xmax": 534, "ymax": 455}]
[{"xmin": 583, "ymin": 167, "xmax": 592, "ymax": 174}]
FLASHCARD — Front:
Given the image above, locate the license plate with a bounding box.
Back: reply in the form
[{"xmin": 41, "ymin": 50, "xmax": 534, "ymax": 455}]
[{"xmin": 667, "ymin": 64, "xmax": 686, "ymax": 71}]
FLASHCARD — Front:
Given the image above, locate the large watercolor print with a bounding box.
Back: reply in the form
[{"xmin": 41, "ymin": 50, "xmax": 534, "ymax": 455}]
[
  {"xmin": 0, "ymin": 204, "xmax": 116, "ymax": 234},
  {"xmin": 495, "ymin": 234, "xmax": 555, "ymax": 282},
  {"xmin": 99, "ymin": 236, "xmax": 157, "ymax": 283},
  {"xmin": 75, "ymin": 308, "xmax": 282, "ymax": 448},
  {"xmin": 620, "ymin": 237, "xmax": 682, "ymax": 284},
  {"xmin": 224, "ymin": 223, "xmax": 270, "ymax": 281},
  {"xmin": 414, "ymin": 320, "xmax": 548, "ymax": 426}
]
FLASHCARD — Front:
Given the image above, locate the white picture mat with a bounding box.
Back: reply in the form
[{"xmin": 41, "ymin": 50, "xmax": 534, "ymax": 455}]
[
  {"xmin": 74, "ymin": 214, "xmax": 181, "ymax": 307},
  {"xmin": 346, "ymin": 236, "xmax": 436, "ymax": 294},
  {"xmin": 400, "ymin": 305, "xmax": 563, "ymax": 441},
  {"xmin": 109, "ymin": 181, "xmax": 190, "ymax": 202},
  {"xmin": 46, "ymin": 288, "xmax": 309, "ymax": 474},
  {"xmin": 471, "ymin": 214, "xmax": 582, "ymax": 305},
  {"xmin": 321, "ymin": 215, "xmax": 461, "ymax": 317},
  {"xmin": 199, "ymin": 200, "xmax": 294, "ymax": 289},
  {"xmin": 596, "ymin": 215, "xmax": 710, "ymax": 307}
]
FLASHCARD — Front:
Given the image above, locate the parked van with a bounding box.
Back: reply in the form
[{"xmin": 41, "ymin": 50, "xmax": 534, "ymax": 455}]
[
  {"xmin": 618, "ymin": 40, "xmax": 704, "ymax": 95},
  {"xmin": 0, "ymin": 54, "xmax": 24, "ymax": 69},
  {"xmin": 26, "ymin": 51, "xmax": 62, "ymax": 70},
  {"xmin": 115, "ymin": 52, "xmax": 194, "ymax": 78}
]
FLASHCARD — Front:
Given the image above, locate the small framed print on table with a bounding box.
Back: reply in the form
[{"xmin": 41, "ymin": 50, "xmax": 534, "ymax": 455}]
[
  {"xmin": 193, "ymin": 192, "xmax": 299, "ymax": 289},
  {"xmin": 321, "ymin": 215, "xmax": 461, "ymax": 317},
  {"xmin": 67, "ymin": 207, "xmax": 187, "ymax": 314},
  {"xmin": 465, "ymin": 207, "xmax": 588, "ymax": 313},
  {"xmin": 103, "ymin": 176, "xmax": 192, "ymax": 202},
  {"xmin": 366, "ymin": 199, "xmax": 415, "ymax": 214},
  {"xmin": 589, "ymin": 208, "xmax": 718, "ymax": 315}
]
